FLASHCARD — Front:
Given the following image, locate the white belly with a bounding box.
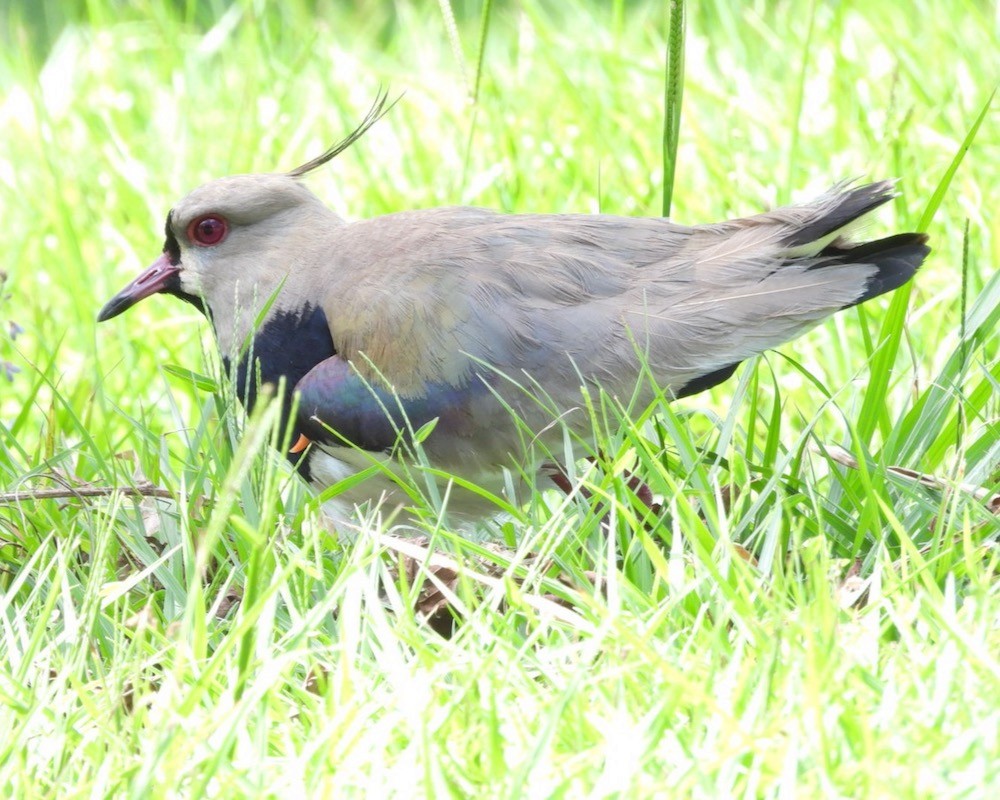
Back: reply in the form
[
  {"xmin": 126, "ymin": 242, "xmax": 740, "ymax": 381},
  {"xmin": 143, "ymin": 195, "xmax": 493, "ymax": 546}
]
[{"xmin": 307, "ymin": 446, "xmax": 522, "ymax": 536}]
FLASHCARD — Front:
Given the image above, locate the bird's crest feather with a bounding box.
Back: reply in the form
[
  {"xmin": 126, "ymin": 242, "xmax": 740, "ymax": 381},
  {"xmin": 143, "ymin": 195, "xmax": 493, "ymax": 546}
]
[{"xmin": 287, "ymin": 89, "xmax": 399, "ymax": 178}]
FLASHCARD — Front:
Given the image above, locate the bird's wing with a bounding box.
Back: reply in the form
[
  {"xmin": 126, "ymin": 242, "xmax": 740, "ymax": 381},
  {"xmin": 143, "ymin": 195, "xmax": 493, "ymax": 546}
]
[
  {"xmin": 301, "ymin": 184, "xmax": 924, "ymax": 455},
  {"xmin": 304, "ymin": 207, "xmax": 692, "ymax": 452}
]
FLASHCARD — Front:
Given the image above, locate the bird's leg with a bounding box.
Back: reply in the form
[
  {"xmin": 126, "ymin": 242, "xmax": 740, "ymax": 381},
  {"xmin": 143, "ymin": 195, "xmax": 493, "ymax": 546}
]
[
  {"xmin": 541, "ymin": 460, "xmax": 585, "ymax": 497},
  {"xmin": 542, "ymin": 457, "xmax": 658, "ymax": 512},
  {"xmin": 625, "ymin": 472, "xmax": 658, "ymax": 512},
  {"xmin": 590, "ymin": 450, "xmax": 659, "ymax": 514}
]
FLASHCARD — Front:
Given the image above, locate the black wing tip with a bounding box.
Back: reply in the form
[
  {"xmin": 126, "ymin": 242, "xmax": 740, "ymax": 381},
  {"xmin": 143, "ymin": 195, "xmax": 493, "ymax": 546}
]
[
  {"xmin": 784, "ymin": 179, "xmax": 899, "ymax": 248},
  {"xmin": 844, "ymin": 179, "xmax": 899, "ymax": 217},
  {"xmin": 837, "ymin": 178, "xmax": 898, "ymax": 206}
]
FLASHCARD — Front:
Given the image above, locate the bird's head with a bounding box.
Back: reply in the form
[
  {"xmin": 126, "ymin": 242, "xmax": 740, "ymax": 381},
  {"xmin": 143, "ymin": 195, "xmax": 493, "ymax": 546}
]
[
  {"xmin": 97, "ymin": 93, "xmax": 394, "ymax": 355},
  {"xmin": 98, "ymin": 174, "xmax": 341, "ymax": 353}
]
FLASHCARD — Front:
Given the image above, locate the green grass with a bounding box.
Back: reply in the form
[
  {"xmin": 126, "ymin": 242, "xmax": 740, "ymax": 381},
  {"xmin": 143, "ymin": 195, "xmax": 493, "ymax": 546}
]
[{"xmin": 1, "ymin": 0, "xmax": 998, "ymax": 796}]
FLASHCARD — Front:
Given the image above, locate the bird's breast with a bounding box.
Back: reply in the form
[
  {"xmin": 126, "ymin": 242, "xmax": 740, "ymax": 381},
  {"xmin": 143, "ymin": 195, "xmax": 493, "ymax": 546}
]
[{"xmin": 221, "ymin": 303, "xmax": 336, "ymax": 435}]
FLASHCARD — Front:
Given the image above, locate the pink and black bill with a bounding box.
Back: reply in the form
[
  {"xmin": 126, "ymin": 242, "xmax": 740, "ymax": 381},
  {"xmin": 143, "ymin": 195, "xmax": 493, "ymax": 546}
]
[
  {"xmin": 97, "ymin": 252, "xmax": 182, "ymax": 321},
  {"xmin": 98, "ymin": 214, "xmax": 201, "ymax": 321}
]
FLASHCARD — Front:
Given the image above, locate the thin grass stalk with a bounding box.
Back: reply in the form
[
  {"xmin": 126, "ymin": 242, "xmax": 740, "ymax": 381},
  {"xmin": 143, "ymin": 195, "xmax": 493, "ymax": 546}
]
[
  {"xmin": 461, "ymin": 0, "xmax": 494, "ymax": 198},
  {"xmin": 661, "ymin": 0, "xmax": 685, "ymax": 218},
  {"xmin": 437, "ymin": 0, "xmax": 468, "ymax": 93},
  {"xmin": 471, "ymin": 0, "xmax": 493, "ymax": 105},
  {"xmin": 958, "ymin": 218, "xmax": 969, "ymax": 454}
]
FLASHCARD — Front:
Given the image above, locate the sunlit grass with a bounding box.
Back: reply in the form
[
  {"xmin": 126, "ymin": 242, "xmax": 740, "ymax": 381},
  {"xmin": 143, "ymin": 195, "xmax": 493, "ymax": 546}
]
[{"xmin": 1, "ymin": 0, "xmax": 998, "ymax": 796}]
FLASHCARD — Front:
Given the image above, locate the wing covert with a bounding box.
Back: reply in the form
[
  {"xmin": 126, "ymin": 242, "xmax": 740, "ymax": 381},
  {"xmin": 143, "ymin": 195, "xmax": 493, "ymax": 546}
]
[{"xmin": 295, "ymin": 354, "xmax": 489, "ymax": 452}]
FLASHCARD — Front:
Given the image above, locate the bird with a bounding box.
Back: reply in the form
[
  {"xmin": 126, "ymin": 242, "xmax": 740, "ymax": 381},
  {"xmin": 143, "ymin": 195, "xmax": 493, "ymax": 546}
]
[{"xmin": 98, "ymin": 97, "xmax": 930, "ymax": 529}]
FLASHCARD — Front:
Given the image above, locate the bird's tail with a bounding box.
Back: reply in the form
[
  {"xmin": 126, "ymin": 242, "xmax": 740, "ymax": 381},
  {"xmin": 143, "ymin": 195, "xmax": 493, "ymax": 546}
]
[{"xmin": 774, "ymin": 180, "xmax": 930, "ymax": 306}]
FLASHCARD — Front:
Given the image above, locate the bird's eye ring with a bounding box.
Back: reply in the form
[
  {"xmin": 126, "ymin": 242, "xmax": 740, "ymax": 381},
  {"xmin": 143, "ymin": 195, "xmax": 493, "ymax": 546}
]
[{"xmin": 187, "ymin": 215, "xmax": 229, "ymax": 246}]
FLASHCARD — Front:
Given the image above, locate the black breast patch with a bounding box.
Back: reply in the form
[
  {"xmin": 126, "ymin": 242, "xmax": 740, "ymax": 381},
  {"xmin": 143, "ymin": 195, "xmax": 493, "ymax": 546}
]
[{"xmin": 222, "ymin": 304, "xmax": 336, "ymax": 473}]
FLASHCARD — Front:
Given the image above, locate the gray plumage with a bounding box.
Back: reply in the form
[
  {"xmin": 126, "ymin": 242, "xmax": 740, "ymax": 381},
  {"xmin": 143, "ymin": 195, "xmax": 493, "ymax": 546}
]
[{"xmin": 98, "ymin": 118, "xmax": 929, "ymax": 527}]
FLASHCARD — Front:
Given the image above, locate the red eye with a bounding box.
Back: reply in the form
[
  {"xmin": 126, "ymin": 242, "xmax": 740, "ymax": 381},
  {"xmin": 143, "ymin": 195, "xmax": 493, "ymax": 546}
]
[{"xmin": 187, "ymin": 215, "xmax": 228, "ymax": 246}]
